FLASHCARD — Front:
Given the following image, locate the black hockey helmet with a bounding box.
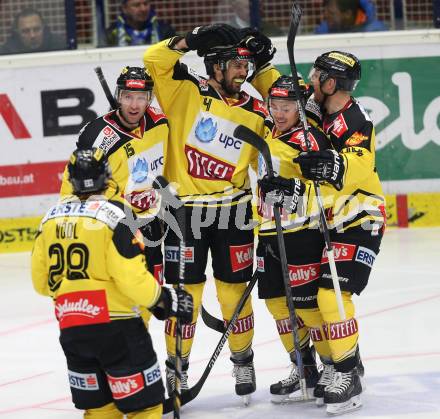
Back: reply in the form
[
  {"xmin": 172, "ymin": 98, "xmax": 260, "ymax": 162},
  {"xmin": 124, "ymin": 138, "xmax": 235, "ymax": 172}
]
[
  {"xmin": 312, "ymin": 51, "xmax": 361, "ymax": 92},
  {"xmin": 68, "ymin": 148, "xmax": 111, "ymax": 195},
  {"xmin": 204, "ymin": 45, "xmax": 255, "ymax": 77},
  {"xmin": 115, "ymin": 66, "xmax": 154, "ymax": 103},
  {"xmin": 268, "ymin": 75, "xmax": 308, "ymax": 102}
]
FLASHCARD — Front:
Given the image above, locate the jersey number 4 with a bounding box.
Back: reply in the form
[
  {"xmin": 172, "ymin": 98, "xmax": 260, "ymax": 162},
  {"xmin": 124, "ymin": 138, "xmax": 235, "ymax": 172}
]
[{"xmin": 48, "ymin": 243, "xmax": 90, "ymax": 292}]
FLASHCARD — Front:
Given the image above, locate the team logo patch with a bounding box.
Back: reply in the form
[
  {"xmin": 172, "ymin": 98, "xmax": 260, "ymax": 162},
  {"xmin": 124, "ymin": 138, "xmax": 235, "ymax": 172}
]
[
  {"xmin": 321, "ymin": 243, "xmax": 356, "ymax": 264},
  {"xmin": 68, "ymin": 371, "xmax": 99, "ymax": 391},
  {"xmin": 164, "ymin": 246, "xmax": 194, "ymax": 263},
  {"xmin": 256, "ymin": 256, "xmax": 265, "ymax": 272},
  {"xmin": 230, "ymin": 243, "xmax": 254, "ymax": 272},
  {"xmin": 355, "ymin": 246, "xmax": 377, "ymax": 268},
  {"xmin": 143, "ymin": 362, "xmax": 162, "ymax": 386},
  {"xmin": 345, "ymin": 132, "xmax": 368, "ymax": 146},
  {"xmin": 288, "ymin": 263, "xmax": 320, "ymax": 287},
  {"xmin": 55, "ymin": 290, "xmax": 110, "ymax": 329},
  {"xmin": 153, "ymin": 264, "xmax": 164, "ymax": 285},
  {"xmin": 185, "ymin": 145, "xmax": 235, "ymax": 181},
  {"xmin": 331, "ymin": 114, "xmax": 348, "ymax": 138},
  {"xmin": 107, "ymin": 372, "xmax": 144, "ymax": 399},
  {"xmin": 195, "ymin": 117, "xmax": 217, "ymax": 143},
  {"xmin": 288, "ymin": 130, "xmax": 319, "ymax": 151},
  {"xmin": 96, "ymin": 126, "xmax": 120, "ymax": 154}
]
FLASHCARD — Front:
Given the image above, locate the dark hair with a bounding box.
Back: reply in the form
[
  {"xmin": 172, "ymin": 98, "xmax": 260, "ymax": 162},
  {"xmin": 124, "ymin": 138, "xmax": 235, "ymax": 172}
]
[
  {"xmin": 325, "ymin": 0, "xmax": 360, "ymax": 16},
  {"xmin": 12, "ymin": 7, "xmax": 45, "ymax": 32}
]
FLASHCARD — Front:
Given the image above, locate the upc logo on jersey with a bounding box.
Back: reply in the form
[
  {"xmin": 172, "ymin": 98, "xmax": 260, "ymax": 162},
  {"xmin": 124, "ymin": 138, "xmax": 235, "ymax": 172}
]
[
  {"xmin": 68, "ymin": 370, "xmax": 99, "ymax": 391},
  {"xmin": 331, "ymin": 114, "xmax": 348, "ymax": 138},
  {"xmin": 143, "ymin": 362, "xmax": 162, "ymax": 386},
  {"xmin": 195, "ymin": 117, "xmax": 218, "ymax": 143},
  {"xmin": 55, "ymin": 290, "xmax": 110, "ymax": 329},
  {"xmin": 288, "ymin": 130, "xmax": 319, "ymax": 151},
  {"xmin": 230, "ymin": 243, "xmax": 254, "ymax": 272},
  {"xmin": 165, "ymin": 246, "xmax": 194, "ymax": 263},
  {"xmin": 107, "ymin": 372, "xmax": 144, "ymax": 399},
  {"xmin": 186, "ymin": 145, "xmax": 235, "ymax": 181},
  {"xmin": 95, "ymin": 126, "xmax": 120, "ymax": 154},
  {"xmin": 131, "ymin": 158, "xmax": 149, "ymax": 183},
  {"xmin": 355, "ymin": 246, "xmax": 377, "ymax": 267},
  {"xmin": 288, "ymin": 263, "xmax": 320, "ymax": 287},
  {"xmin": 321, "ymin": 243, "xmax": 356, "ymax": 264}
]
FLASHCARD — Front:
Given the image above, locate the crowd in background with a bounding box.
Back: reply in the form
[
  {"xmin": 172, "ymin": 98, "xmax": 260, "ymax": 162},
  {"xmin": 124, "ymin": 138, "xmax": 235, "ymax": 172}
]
[{"xmin": 0, "ymin": 0, "xmax": 436, "ymax": 56}]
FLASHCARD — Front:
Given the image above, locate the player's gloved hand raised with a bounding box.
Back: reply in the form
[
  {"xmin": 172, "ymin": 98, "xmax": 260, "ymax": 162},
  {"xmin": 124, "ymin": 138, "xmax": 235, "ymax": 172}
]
[
  {"xmin": 152, "ymin": 287, "xmax": 194, "ymax": 324},
  {"xmin": 239, "ymin": 28, "xmax": 276, "ymax": 71},
  {"xmin": 185, "ymin": 24, "xmax": 241, "ymax": 56},
  {"xmin": 258, "ymin": 175, "xmax": 306, "ymax": 214},
  {"xmin": 294, "ymin": 150, "xmax": 345, "ymax": 190}
]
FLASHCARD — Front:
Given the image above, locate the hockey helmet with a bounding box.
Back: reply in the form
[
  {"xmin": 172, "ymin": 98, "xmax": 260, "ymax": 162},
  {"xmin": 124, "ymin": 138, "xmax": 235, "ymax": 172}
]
[
  {"xmin": 68, "ymin": 148, "xmax": 111, "ymax": 195},
  {"xmin": 268, "ymin": 75, "xmax": 308, "ymax": 102},
  {"xmin": 115, "ymin": 66, "xmax": 154, "ymax": 103},
  {"xmin": 312, "ymin": 51, "xmax": 361, "ymax": 92},
  {"xmin": 204, "ymin": 45, "xmax": 255, "ymax": 77}
]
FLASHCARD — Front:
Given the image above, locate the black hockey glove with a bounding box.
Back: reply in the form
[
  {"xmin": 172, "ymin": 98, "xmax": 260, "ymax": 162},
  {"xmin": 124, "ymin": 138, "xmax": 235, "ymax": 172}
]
[
  {"xmin": 240, "ymin": 28, "xmax": 276, "ymax": 71},
  {"xmin": 294, "ymin": 150, "xmax": 345, "ymax": 190},
  {"xmin": 152, "ymin": 287, "xmax": 194, "ymax": 324},
  {"xmin": 258, "ymin": 175, "xmax": 306, "ymax": 214},
  {"xmin": 185, "ymin": 24, "xmax": 241, "ymax": 56}
]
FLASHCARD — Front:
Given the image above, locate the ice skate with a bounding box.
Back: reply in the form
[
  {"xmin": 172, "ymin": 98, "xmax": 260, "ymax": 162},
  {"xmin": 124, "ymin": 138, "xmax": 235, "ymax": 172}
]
[
  {"xmin": 165, "ymin": 356, "xmax": 189, "ymax": 397},
  {"xmin": 314, "ymin": 362, "xmax": 335, "ymax": 407},
  {"xmin": 270, "ymin": 362, "xmax": 318, "ymax": 403},
  {"xmin": 231, "ymin": 350, "xmax": 256, "ymax": 406},
  {"xmin": 324, "ymin": 368, "xmax": 362, "ymax": 415}
]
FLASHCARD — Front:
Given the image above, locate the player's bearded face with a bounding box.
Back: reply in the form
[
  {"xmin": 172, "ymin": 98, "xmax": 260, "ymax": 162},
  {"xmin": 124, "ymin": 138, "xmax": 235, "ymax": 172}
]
[
  {"xmin": 223, "ymin": 59, "xmax": 251, "ymax": 95},
  {"xmin": 118, "ymin": 90, "xmax": 152, "ymax": 125}
]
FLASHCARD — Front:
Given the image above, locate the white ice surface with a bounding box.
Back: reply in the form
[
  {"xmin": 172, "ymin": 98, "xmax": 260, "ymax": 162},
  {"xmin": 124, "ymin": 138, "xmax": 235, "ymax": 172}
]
[{"xmin": 1, "ymin": 228, "xmax": 439, "ymax": 418}]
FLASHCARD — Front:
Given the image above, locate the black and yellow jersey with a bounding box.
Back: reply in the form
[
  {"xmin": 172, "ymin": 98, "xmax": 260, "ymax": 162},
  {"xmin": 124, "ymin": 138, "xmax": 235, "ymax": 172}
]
[
  {"xmin": 31, "ymin": 198, "xmax": 161, "ymax": 328},
  {"xmin": 257, "ymin": 124, "xmax": 331, "ymax": 236},
  {"xmin": 307, "ymin": 97, "xmax": 385, "ymax": 232},
  {"xmin": 252, "ymin": 65, "xmax": 385, "ymax": 232},
  {"xmin": 144, "ymin": 39, "xmax": 272, "ymax": 205},
  {"xmin": 60, "ymin": 108, "xmax": 168, "ymax": 216}
]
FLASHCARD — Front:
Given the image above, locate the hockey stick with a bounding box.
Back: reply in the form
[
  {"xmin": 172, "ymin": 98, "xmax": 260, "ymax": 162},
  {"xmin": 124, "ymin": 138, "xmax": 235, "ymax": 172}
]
[
  {"xmin": 152, "ymin": 176, "xmax": 184, "ymax": 418},
  {"xmin": 233, "ymin": 124, "xmax": 308, "ymax": 400},
  {"xmin": 201, "ymin": 305, "xmax": 226, "ymax": 333},
  {"xmin": 162, "ymin": 272, "xmax": 258, "ymax": 413},
  {"xmin": 287, "ymin": 2, "xmax": 345, "ymax": 320},
  {"xmin": 94, "ymin": 66, "xmax": 119, "ymax": 110}
]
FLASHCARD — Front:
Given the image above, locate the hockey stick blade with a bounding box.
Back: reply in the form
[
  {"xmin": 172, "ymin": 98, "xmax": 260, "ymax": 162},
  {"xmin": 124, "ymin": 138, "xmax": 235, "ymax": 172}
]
[
  {"xmin": 233, "ymin": 125, "xmax": 274, "ymax": 176},
  {"xmin": 201, "ymin": 305, "xmax": 226, "ymax": 333},
  {"xmin": 163, "ymin": 273, "xmax": 258, "ymax": 413}
]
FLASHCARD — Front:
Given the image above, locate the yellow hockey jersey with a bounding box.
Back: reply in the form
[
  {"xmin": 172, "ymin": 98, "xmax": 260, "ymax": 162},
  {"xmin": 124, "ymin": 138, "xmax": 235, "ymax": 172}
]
[
  {"xmin": 252, "ymin": 66, "xmax": 385, "ymax": 233},
  {"xmin": 31, "ymin": 198, "xmax": 161, "ymax": 328},
  {"xmin": 60, "ymin": 108, "xmax": 168, "ymax": 216},
  {"xmin": 144, "ymin": 39, "xmax": 272, "ymax": 205},
  {"xmin": 257, "ymin": 125, "xmax": 331, "ymax": 235}
]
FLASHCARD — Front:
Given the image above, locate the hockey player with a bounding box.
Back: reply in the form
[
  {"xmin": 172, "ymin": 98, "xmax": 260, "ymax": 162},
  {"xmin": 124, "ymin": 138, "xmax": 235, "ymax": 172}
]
[
  {"xmin": 31, "ymin": 148, "xmax": 194, "ymax": 419},
  {"xmin": 60, "ymin": 66, "xmax": 168, "ymax": 293},
  {"xmin": 291, "ymin": 51, "xmax": 386, "ymax": 414},
  {"xmin": 143, "ymin": 24, "xmax": 273, "ymax": 403},
  {"xmin": 255, "ymin": 75, "xmax": 333, "ymax": 403}
]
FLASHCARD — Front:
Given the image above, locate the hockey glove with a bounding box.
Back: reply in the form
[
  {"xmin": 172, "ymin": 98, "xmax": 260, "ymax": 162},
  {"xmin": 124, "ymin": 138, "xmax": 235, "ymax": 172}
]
[
  {"xmin": 152, "ymin": 287, "xmax": 194, "ymax": 324},
  {"xmin": 185, "ymin": 24, "xmax": 241, "ymax": 56},
  {"xmin": 294, "ymin": 150, "xmax": 345, "ymax": 190},
  {"xmin": 258, "ymin": 175, "xmax": 306, "ymax": 214},
  {"xmin": 240, "ymin": 28, "xmax": 276, "ymax": 71}
]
